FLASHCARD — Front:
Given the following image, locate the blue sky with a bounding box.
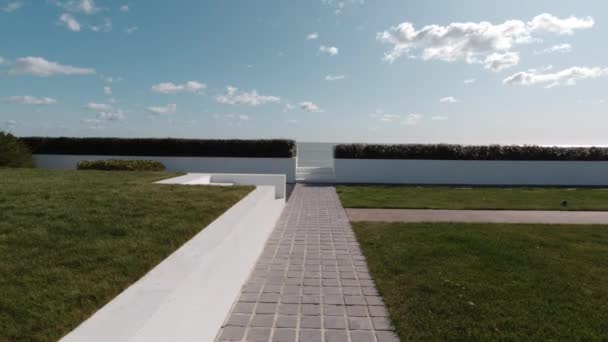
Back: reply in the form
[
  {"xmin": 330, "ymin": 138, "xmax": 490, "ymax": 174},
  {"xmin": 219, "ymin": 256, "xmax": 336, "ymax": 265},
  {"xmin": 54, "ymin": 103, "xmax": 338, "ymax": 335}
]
[{"xmin": 1, "ymin": 0, "xmax": 607, "ymax": 144}]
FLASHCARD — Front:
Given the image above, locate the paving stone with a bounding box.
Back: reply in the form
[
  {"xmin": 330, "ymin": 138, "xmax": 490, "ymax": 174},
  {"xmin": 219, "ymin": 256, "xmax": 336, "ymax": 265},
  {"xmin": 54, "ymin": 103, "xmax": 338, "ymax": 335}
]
[
  {"xmin": 344, "ymin": 296, "xmax": 366, "ymax": 306},
  {"xmin": 278, "ymin": 304, "xmax": 299, "ymax": 315},
  {"xmin": 324, "ymin": 330, "xmax": 348, "ymax": 342},
  {"xmin": 219, "ymin": 326, "xmax": 245, "ymax": 341},
  {"xmin": 350, "ymin": 331, "xmax": 375, "ymax": 342},
  {"xmin": 251, "ymin": 314, "xmax": 275, "ymax": 328},
  {"xmin": 368, "ymin": 306, "xmax": 389, "ymax": 317},
  {"xmin": 225, "ymin": 313, "xmax": 250, "ymax": 327},
  {"xmin": 375, "ymin": 331, "xmax": 400, "ymax": 342},
  {"xmin": 348, "ymin": 317, "xmax": 373, "ymax": 330},
  {"xmin": 301, "ymin": 304, "xmax": 322, "ymax": 316},
  {"xmin": 346, "ymin": 305, "xmax": 368, "ymax": 317},
  {"xmin": 247, "ymin": 328, "xmax": 272, "ymax": 341},
  {"xmin": 256, "ymin": 303, "xmax": 278, "ymax": 314},
  {"xmin": 272, "ymin": 328, "xmax": 296, "ymax": 342},
  {"xmin": 323, "ymin": 305, "xmax": 346, "ymax": 316},
  {"xmin": 371, "ymin": 317, "xmax": 393, "ymax": 331},
  {"xmin": 298, "ymin": 329, "xmax": 322, "ymax": 342},
  {"xmin": 324, "ymin": 316, "xmax": 347, "ymax": 329},
  {"xmin": 276, "ymin": 315, "xmax": 298, "ymax": 328},
  {"xmin": 300, "ymin": 316, "xmax": 322, "ymax": 329},
  {"xmin": 260, "ymin": 293, "xmax": 281, "ymax": 303},
  {"xmin": 233, "ymin": 302, "xmax": 255, "ymax": 314}
]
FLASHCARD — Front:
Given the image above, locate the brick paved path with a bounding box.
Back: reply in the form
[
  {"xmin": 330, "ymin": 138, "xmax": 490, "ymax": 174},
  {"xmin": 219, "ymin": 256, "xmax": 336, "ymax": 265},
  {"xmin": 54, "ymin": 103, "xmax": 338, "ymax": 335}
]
[{"xmin": 216, "ymin": 185, "xmax": 399, "ymax": 342}]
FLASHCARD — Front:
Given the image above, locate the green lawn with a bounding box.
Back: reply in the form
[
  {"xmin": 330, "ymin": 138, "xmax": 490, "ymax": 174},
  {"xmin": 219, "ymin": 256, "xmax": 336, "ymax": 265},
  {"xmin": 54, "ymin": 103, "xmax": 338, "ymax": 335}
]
[
  {"xmin": 0, "ymin": 168, "xmax": 253, "ymax": 342},
  {"xmin": 337, "ymin": 185, "xmax": 608, "ymax": 211},
  {"xmin": 354, "ymin": 222, "xmax": 608, "ymax": 341}
]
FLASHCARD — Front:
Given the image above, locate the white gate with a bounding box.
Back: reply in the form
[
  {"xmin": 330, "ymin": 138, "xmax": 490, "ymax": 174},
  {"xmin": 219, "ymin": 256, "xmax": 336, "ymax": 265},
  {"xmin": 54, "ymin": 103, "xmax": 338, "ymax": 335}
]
[{"xmin": 296, "ymin": 143, "xmax": 336, "ymax": 182}]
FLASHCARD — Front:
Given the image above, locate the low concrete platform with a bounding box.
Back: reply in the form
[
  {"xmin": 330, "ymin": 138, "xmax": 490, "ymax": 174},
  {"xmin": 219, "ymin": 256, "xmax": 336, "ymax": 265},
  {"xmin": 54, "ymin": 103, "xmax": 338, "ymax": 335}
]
[{"xmin": 346, "ymin": 208, "xmax": 608, "ymax": 225}]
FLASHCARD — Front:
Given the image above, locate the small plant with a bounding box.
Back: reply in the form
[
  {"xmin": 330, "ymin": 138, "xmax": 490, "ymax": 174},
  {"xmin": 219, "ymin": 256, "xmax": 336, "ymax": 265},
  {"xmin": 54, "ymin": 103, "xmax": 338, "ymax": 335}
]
[
  {"xmin": 77, "ymin": 159, "xmax": 166, "ymax": 171},
  {"xmin": 0, "ymin": 131, "xmax": 34, "ymax": 168}
]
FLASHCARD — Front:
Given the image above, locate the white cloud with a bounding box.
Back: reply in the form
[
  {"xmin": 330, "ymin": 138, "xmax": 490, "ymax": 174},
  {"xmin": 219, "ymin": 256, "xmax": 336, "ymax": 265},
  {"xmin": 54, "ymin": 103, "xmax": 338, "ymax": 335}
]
[
  {"xmin": 440, "ymin": 96, "xmax": 460, "ymax": 103},
  {"xmin": 59, "ymin": 13, "xmax": 81, "ymax": 32},
  {"xmin": 151, "ymin": 81, "xmax": 206, "ymax": 94},
  {"xmin": 0, "ymin": 57, "xmax": 5, "ymax": 65},
  {"xmin": 306, "ymin": 32, "xmax": 319, "ymax": 40},
  {"xmin": 97, "ymin": 109, "xmax": 125, "ymax": 121},
  {"xmin": 378, "ymin": 13, "xmax": 593, "ymax": 70},
  {"xmin": 528, "ymin": 13, "xmax": 594, "ymax": 35},
  {"xmin": 84, "ymin": 102, "xmax": 112, "ymax": 111},
  {"xmin": 125, "ymin": 26, "xmax": 138, "ymax": 34},
  {"xmin": 283, "ymin": 103, "xmax": 296, "ymax": 112},
  {"xmin": 2, "ymin": 1, "xmax": 23, "ymax": 12},
  {"xmin": 147, "ymin": 104, "xmax": 177, "ymax": 115},
  {"xmin": 120, "ymin": 5, "xmax": 129, "ymax": 12},
  {"xmin": 319, "ymin": 45, "xmax": 339, "ymax": 56},
  {"xmin": 238, "ymin": 114, "xmax": 250, "ymax": 121},
  {"xmin": 216, "ymin": 86, "xmax": 280, "ymax": 106},
  {"xmin": 322, "ymin": 0, "xmax": 364, "ymax": 15},
  {"xmin": 79, "ymin": 0, "xmax": 97, "ymax": 14},
  {"xmin": 10, "ymin": 57, "xmax": 95, "ymax": 77},
  {"xmin": 325, "ymin": 74, "xmax": 346, "ymax": 81},
  {"xmin": 299, "ymin": 102, "xmax": 324, "ymax": 112},
  {"xmin": 503, "ymin": 66, "xmax": 608, "ymax": 88},
  {"xmin": 4, "ymin": 96, "xmax": 58, "ymax": 105},
  {"xmin": 103, "ymin": 86, "xmax": 112, "ymax": 95},
  {"xmin": 401, "ymin": 114, "xmax": 422, "ymax": 125},
  {"xmin": 464, "ymin": 78, "xmax": 476, "ymax": 85},
  {"xmin": 534, "ymin": 43, "xmax": 572, "ymax": 55},
  {"xmin": 483, "ymin": 52, "xmax": 520, "ymax": 71},
  {"xmin": 432, "ymin": 115, "xmax": 448, "ymax": 121},
  {"xmin": 90, "ymin": 17, "xmax": 112, "ymax": 32}
]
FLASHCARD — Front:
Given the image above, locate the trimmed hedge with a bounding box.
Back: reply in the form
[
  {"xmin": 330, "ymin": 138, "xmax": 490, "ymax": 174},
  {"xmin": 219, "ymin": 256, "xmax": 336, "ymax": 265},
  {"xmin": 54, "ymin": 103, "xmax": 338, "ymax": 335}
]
[
  {"xmin": 77, "ymin": 160, "xmax": 166, "ymax": 171},
  {"xmin": 21, "ymin": 137, "xmax": 297, "ymax": 158},
  {"xmin": 334, "ymin": 144, "xmax": 608, "ymax": 161},
  {"xmin": 0, "ymin": 131, "xmax": 34, "ymax": 168}
]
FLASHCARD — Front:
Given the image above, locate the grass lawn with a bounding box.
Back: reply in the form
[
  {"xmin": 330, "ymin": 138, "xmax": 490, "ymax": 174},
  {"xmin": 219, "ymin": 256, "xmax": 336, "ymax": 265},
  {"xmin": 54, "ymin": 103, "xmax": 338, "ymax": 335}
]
[
  {"xmin": 0, "ymin": 168, "xmax": 253, "ymax": 342},
  {"xmin": 354, "ymin": 222, "xmax": 608, "ymax": 341},
  {"xmin": 337, "ymin": 185, "xmax": 608, "ymax": 211}
]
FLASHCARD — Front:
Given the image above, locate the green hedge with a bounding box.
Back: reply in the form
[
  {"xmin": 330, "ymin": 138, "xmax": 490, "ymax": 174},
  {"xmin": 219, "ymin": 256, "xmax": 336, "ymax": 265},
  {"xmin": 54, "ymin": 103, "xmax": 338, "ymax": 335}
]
[
  {"xmin": 21, "ymin": 137, "xmax": 297, "ymax": 158},
  {"xmin": 77, "ymin": 160, "xmax": 166, "ymax": 171},
  {"xmin": 0, "ymin": 131, "xmax": 33, "ymax": 168},
  {"xmin": 334, "ymin": 144, "xmax": 608, "ymax": 161}
]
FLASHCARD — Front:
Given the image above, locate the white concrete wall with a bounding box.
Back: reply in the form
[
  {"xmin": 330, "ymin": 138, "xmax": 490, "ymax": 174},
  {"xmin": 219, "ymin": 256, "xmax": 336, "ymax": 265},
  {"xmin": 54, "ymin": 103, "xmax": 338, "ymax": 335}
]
[
  {"xmin": 33, "ymin": 154, "xmax": 297, "ymax": 183},
  {"xmin": 156, "ymin": 173, "xmax": 287, "ymax": 199},
  {"xmin": 334, "ymin": 159, "xmax": 608, "ymax": 186},
  {"xmin": 61, "ymin": 185, "xmax": 284, "ymax": 342}
]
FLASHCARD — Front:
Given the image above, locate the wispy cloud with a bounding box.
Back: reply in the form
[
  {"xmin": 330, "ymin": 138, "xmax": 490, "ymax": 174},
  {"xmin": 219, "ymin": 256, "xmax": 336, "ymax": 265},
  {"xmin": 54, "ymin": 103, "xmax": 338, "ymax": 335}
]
[
  {"xmin": 4, "ymin": 96, "xmax": 58, "ymax": 105},
  {"xmin": 503, "ymin": 66, "xmax": 608, "ymax": 88},
  {"xmin": 125, "ymin": 26, "xmax": 138, "ymax": 34},
  {"xmin": 440, "ymin": 96, "xmax": 460, "ymax": 103},
  {"xmin": 319, "ymin": 45, "xmax": 339, "ymax": 56},
  {"xmin": 534, "ymin": 43, "xmax": 572, "ymax": 55},
  {"xmin": 325, "ymin": 74, "xmax": 346, "ymax": 81},
  {"xmin": 306, "ymin": 32, "xmax": 319, "ymax": 40},
  {"xmin": 151, "ymin": 81, "xmax": 206, "ymax": 94},
  {"xmin": 59, "ymin": 13, "xmax": 81, "ymax": 32},
  {"xmin": 10, "ymin": 56, "xmax": 95, "ymax": 77},
  {"xmin": 299, "ymin": 102, "xmax": 324, "ymax": 112},
  {"xmin": 147, "ymin": 104, "xmax": 177, "ymax": 115},
  {"xmin": 464, "ymin": 78, "xmax": 476, "ymax": 85},
  {"xmin": 2, "ymin": 1, "xmax": 23, "ymax": 12},
  {"xmin": 216, "ymin": 86, "xmax": 280, "ymax": 106}
]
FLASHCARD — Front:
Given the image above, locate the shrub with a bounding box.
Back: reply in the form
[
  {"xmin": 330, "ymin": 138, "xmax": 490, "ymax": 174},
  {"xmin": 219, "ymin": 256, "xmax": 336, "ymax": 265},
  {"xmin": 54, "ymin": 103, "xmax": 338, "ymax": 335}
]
[
  {"xmin": 0, "ymin": 131, "xmax": 34, "ymax": 168},
  {"xmin": 22, "ymin": 137, "xmax": 297, "ymax": 158},
  {"xmin": 334, "ymin": 144, "xmax": 608, "ymax": 161},
  {"xmin": 77, "ymin": 160, "xmax": 166, "ymax": 171}
]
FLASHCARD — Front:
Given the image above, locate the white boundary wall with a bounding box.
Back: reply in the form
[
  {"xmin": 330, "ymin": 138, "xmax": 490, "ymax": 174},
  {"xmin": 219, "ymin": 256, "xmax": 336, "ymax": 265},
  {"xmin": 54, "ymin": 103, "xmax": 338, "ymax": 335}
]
[
  {"xmin": 334, "ymin": 159, "xmax": 608, "ymax": 186},
  {"xmin": 33, "ymin": 154, "xmax": 297, "ymax": 183},
  {"xmin": 61, "ymin": 185, "xmax": 284, "ymax": 342}
]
